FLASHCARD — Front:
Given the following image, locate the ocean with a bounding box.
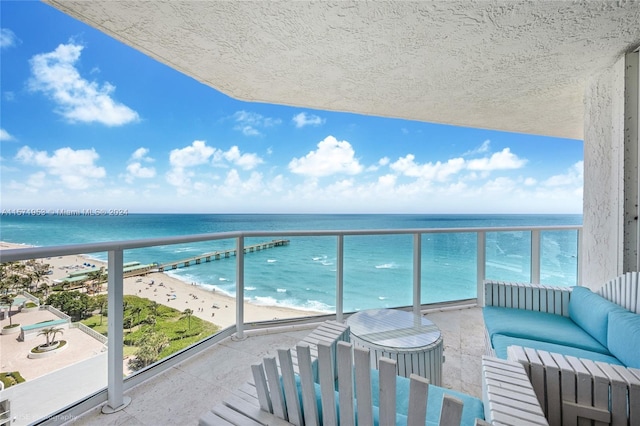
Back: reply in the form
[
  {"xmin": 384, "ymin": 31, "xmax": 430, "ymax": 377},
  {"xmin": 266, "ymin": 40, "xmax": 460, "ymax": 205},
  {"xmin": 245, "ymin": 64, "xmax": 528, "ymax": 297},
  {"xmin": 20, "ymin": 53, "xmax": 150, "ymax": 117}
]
[{"xmin": 0, "ymin": 214, "xmax": 582, "ymax": 313}]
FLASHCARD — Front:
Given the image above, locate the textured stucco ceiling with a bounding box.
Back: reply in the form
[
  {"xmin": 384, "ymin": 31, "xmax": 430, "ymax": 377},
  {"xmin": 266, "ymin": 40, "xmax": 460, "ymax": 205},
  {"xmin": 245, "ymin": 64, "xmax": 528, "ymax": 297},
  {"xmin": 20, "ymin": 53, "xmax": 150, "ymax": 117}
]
[{"xmin": 45, "ymin": 1, "xmax": 640, "ymax": 140}]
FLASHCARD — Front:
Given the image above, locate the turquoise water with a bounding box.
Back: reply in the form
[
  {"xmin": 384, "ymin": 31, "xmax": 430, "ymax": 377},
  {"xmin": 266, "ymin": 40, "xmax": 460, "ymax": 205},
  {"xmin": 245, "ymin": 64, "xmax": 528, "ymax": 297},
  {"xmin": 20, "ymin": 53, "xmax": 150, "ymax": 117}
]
[{"xmin": 0, "ymin": 214, "xmax": 582, "ymax": 312}]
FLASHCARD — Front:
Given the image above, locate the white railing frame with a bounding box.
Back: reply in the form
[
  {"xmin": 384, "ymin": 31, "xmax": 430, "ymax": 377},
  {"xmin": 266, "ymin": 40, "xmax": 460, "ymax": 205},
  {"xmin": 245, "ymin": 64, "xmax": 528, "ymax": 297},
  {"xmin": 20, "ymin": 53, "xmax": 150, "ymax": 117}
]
[{"xmin": 0, "ymin": 225, "xmax": 581, "ymax": 416}]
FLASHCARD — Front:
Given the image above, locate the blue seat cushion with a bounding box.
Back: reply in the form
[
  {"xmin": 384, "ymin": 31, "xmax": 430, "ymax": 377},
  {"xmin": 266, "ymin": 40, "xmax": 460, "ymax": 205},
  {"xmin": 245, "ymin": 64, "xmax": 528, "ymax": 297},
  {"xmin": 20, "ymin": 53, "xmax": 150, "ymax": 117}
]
[
  {"xmin": 292, "ymin": 374, "xmax": 408, "ymax": 425},
  {"xmin": 607, "ymin": 310, "xmax": 640, "ymax": 369},
  {"xmin": 483, "ymin": 306, "xmax": 609, "ymax": 354},
  {"xmin": 569, "ymin": 286, "xmax": 628, "ymax": 347},
  {"xmin": 491, "ymin": 334, "xmax": 623, "ymax": 365},
  {"xmin": 370, "ymin": 369, "xmax": 485, "ymax": 425}
]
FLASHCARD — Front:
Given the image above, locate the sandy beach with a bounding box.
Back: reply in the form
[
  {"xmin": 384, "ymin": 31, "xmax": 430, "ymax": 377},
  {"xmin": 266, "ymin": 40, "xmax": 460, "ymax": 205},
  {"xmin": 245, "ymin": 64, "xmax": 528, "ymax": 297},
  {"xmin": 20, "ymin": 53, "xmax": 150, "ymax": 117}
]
[{"xmin": 0, "ymin": 241, "xmax": 321, "ymax": 328}]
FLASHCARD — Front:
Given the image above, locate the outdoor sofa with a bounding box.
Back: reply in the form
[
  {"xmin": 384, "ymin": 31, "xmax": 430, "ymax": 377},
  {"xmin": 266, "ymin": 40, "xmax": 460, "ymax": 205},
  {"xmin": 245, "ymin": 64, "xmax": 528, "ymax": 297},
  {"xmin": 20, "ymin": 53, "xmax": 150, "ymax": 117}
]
[{"xmin": 483, "ymin": 272, "xmax": 640, "ymax": 426}]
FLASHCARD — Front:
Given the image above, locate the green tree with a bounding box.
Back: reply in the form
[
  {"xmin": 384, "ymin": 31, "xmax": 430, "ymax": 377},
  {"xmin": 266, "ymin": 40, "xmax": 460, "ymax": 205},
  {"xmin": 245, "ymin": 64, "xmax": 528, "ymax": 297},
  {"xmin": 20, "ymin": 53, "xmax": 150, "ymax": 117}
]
[
  {"xmin": 129, "ymin": 331, "xmax": 169, "ymax": 370},
  {"xmin": 0, "ymin": 294, "xmax": 16, "ymax": 326}
]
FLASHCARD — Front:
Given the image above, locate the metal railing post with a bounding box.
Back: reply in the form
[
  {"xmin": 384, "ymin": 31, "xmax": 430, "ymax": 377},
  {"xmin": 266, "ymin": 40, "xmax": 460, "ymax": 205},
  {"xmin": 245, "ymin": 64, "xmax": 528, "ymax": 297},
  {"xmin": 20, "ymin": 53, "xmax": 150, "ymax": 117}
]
[
  {"xmin": 477, "ymin": 231, "xmax": 486, "ymax": 307},
  {"xmin": 336, "ymin": 235, "xmax": 344, "ymax": 322},
  {"xmin": 235, "ymin": 236, "xmax": 245, "ymax": 339},
  {"xmin": 531, "ymin": 230, "xmax": 541, "ymax": 284},
  {"xmin": 102, "ymin": 249, "xmax": 131, "ymax": 413},
  {"xmin": 413, "ymin": 233, "xmax": 421, "ymax": 316},
  {"xmin": 577, "ymin": 228, "xmax": 583, "ymax": 285}
]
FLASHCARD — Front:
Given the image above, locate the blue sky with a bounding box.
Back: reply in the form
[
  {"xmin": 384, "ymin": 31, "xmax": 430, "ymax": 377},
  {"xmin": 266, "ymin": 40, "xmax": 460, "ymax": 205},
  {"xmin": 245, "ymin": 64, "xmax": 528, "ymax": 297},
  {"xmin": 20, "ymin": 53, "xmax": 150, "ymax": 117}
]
[{"xmin": 0, "ymin": 2, "xmax": 583, "ymax": 214}]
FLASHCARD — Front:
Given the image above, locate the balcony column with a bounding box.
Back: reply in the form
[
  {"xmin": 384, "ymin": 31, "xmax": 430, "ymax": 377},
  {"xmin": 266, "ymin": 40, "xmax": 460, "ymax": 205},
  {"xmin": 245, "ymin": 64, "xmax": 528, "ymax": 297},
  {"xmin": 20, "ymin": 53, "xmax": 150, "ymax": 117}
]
[
  {"xmin": 582, "ymin": 49, "xmax": 639, "ymax": 287},
  {"xmin": 235, "ymin": 236, "xmax": 245, "ymax": 340},
  {"xmin": 336, "ymin": 234, "xmax": 344, "ymax": 322},
  {"xmin": 102, "ymin": 249, "xmax": 131, "ymax": 413},
  {"xmin": 412, "ymin": 233, "xmax": 421, "ymax": 316}
]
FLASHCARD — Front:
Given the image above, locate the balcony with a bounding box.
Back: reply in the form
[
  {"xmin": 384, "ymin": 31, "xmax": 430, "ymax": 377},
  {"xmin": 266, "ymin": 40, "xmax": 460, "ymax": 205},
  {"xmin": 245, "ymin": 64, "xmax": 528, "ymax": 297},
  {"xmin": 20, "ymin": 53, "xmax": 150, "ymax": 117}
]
[{"xmin": 0, "ymin": 225, "xmax": 581, "ymax": 425}]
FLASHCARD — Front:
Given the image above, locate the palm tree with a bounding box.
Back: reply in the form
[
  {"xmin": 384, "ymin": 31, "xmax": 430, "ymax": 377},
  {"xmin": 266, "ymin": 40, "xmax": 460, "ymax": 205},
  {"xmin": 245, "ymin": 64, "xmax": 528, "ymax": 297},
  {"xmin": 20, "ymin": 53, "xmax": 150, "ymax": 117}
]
[
  {"xmin": 0, "ymin": 294, "xmax": 16, "ymax": 326},
  {"xmin": 37, "ymin": 326, "xmax": 64, "ymax": 347},
  {"xmin": 181, "ymin": 308, "xmax": 193, "ymax": 330}
]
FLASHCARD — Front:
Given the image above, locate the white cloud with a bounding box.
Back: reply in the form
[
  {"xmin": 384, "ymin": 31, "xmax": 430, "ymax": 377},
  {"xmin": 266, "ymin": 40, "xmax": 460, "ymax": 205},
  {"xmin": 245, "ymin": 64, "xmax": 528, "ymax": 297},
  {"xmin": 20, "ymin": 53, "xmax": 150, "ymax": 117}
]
[
  {"xmin": 233, "ymin": 110, "xmax": 281, "ymax": 136},
  {"xmin": 288, "ymin": 135, "xmax": 364, "ymax": 177},
  {"xmin": 125, "ymin": 148, "xmax": 156, "ymax": 183},
  {"xmin": 524, "ymin": 177, "xmax": 537, "ymax": 186},
  {"xmin": 15, "ymin": 146, "xmax": 106, "ymax": 190},
  {"xmin": 543, "ymin": 161, "xmax": 583, "ymax": 187},
  {"xmin": 292, "ymin": 112, "xmax": 325, "ymax": 128},
  {"xmin": 463, "ymin": 140, "xmax": 491, "ymax": 156},
  {"xmin": 28, "ymin": 42, "xmax": 139, "ymax": 126},
  {"xmin": 0, "ymin": 29, "xmax": 18, "ymax": 49},
  {"xmin": 213, "ymin": 146, "xmax": 263, "ymax": 170},
  {"xmin": 169, "ymin": 140, "xmax": 215, "ymax": 168},
  {"xmin": 390, "ymin": 155, "xmax": 465, "ymax": 182},
  {"xmin": 0, "ymin": 128, "xmax": 15, "ymax": 141},
  {"xmin": 467, "ymin": 148, "xmax": 526, "ymax": 171},
  {"xmin": 131, "ymin": 147, "xmax": 153, "ymax": 162}
]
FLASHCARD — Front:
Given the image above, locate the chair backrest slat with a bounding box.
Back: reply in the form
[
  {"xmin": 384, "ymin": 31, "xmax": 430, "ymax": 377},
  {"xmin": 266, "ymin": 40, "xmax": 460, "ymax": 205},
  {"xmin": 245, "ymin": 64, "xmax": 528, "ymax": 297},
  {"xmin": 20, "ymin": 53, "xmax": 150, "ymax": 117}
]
[
  {"xmin": 295, "ymin": 343, "xmax": 319, "ymax": 426},
  {"xmin": 440, "ymin": 394, "xmax": 464, "ymax": 426},
  {"xmin": 250, "ymin": 363, "xmax": 272, "ymax": 413},
  {"xmin": 317, "ymin": 340, "xmax": 338, "ymax": 426},
  {"xmin": 378, "ymin": 358, "xmax": 397, "ymax": 426},
  {"xmin": 407, "ymin": 373, "xmax": 429, "ymax": 425},
  {"xmin": 337, "ymin": 341, "xmax": 355, "ymax": 426},
  {"xmin": 354, "ymin": 346, "xmax": 374, "ymax": 426},
  {"xmin": 278, "ymin": 348, "xmax": 303, "ymax": 426},
  {"xmin": 263, "ymin": 356, "xmax": 288, "ymax": 421}
]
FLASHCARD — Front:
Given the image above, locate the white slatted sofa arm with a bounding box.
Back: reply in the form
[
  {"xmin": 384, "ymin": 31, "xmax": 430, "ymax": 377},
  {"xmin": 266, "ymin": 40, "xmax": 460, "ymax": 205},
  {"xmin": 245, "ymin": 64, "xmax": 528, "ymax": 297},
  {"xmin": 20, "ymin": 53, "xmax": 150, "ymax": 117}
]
[
  {"xmin": 483, "ymin": 280, "xmax": 572, "ymax": 316},
  {"xmin": 481, "ymin": 356, "xmax": 549, "ymax": 426},
  {"xmin": 507, "ymin": 345, "xmax": 640, "ymax": 426}
]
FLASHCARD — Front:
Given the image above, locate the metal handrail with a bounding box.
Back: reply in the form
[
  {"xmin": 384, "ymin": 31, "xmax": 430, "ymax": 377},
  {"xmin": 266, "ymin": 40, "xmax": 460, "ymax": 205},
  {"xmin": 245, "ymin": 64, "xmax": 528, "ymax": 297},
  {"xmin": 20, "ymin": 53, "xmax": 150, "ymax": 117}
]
[{"xmin": 0, "ymin": 224, "xmax": 582, "ymax": 414}]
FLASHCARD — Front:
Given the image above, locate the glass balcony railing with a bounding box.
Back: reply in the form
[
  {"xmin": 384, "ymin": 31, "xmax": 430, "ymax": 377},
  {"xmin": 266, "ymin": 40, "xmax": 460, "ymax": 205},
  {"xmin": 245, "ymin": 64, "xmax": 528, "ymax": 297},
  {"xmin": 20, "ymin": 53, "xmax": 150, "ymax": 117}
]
[{"xmin": 0, "ymin": 225, "xmax": 581, "ymax": 424}]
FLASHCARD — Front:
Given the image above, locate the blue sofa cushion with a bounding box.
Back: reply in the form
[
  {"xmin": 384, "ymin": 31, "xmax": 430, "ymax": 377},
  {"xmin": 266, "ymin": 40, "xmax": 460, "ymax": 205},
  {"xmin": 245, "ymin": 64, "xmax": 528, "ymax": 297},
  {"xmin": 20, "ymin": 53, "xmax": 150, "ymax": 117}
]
[
  {"xmin": 491, "ymin": 334, "xmax": 623, "ymax": 365},
  {"xmin": 370, "ymin": 368, "xmax": 485, "ymax": 425},
  {"xmin": 483, "ymin": 306, "xmax": 610, "ymax": 354},
  {"xmin": 569, "ymin": 286, "xmax": 627, "ymax": 347},
  {"xmin": 292, "ymin": 374, "xmax": 408, "ymax": 425},
  {"xmin": 607, "ymin": 310, "xmax": 640, "ymax": 369}
]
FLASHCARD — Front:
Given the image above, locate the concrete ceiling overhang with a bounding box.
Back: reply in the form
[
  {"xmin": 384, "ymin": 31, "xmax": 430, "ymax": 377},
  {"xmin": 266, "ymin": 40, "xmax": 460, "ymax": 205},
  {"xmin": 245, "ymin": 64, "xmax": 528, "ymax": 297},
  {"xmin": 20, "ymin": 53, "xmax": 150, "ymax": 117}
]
[{"xmin": 45, "ymin": 1, "xmax": 640, "ymax": 140}]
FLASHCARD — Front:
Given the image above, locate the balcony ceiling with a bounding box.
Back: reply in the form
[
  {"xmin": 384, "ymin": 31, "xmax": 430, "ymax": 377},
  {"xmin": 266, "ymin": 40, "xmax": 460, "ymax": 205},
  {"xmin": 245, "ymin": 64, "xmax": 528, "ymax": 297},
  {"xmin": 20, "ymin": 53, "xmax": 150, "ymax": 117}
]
[{"xmin": 45, "ymin": 1, "xmax": 640, "ymax": 140}]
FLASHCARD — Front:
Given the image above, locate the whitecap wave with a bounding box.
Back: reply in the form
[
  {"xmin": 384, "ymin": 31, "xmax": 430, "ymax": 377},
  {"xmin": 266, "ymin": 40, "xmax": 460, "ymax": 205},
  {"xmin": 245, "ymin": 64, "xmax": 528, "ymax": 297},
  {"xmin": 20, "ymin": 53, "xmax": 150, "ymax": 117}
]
[
  {"xmin": 378, "ymin": 296, "xmax": 388, "ymax": 300},
  {"xmin": 375, "ymin": 263, "xmax": 396, "ymax": 269},
  {"xmin": 219, "ymin": 277, "xmax": 228, "ymax": 281},
  {"xmin": 276, "ymin": 288, "xmax": 287, "ymax": 293},
  {"xmin": 312, "ymin": 256, "xmax": 323, "ymax": 261},
  {"xmin": 245, "ymin": 286, "xmax": 257, "ymax": 291},
  {"xmin": 267, "ymin": 259, "xmax": 277, "ymax": 263},
  {"xmin": 321, "ymin": 261, "xmax": 333, "ymax": 266}
]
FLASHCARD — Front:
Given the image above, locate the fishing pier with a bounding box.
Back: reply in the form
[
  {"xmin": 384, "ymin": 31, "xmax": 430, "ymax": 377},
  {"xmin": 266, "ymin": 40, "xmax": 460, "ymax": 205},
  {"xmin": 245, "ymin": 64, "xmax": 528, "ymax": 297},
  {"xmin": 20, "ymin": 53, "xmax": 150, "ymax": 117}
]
[{"xmin": 156, "ymin": 239, "xmax": 289, "ymax": 272}]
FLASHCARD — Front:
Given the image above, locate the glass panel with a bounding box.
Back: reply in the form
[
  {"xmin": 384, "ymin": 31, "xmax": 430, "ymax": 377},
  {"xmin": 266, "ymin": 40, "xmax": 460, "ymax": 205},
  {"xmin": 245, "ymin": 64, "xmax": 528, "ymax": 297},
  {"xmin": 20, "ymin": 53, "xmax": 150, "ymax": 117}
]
[
  {"xmin": 485, "ymin": 231, "xmax": 532, "ymax": 282},
  {"xmin": 421, "ymin": 232, "xmax": 477, "ymax": 303},
  {"xmin": 540, "ymin": 230, "xmax": 579, "ymax": 286},
  {"xmin": 343, "ymin": 234, "xmax": 413, "ymax": 311}
]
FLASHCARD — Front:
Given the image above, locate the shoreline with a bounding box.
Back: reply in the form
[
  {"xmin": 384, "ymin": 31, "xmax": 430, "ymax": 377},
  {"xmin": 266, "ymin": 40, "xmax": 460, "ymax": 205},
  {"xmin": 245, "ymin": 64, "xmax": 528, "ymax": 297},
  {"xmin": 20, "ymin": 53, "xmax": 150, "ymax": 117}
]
[{"xmin": 0, "ymin": 241, "xmax": 322, "ymax": 328}]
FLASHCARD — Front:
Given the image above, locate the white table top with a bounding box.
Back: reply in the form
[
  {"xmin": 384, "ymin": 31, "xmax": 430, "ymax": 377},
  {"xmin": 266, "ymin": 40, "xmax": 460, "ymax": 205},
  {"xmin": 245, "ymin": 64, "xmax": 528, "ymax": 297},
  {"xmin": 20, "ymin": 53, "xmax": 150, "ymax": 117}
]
[{"xmin": 346, "ymin": 308, "xmax": 441, "ymax": 350}]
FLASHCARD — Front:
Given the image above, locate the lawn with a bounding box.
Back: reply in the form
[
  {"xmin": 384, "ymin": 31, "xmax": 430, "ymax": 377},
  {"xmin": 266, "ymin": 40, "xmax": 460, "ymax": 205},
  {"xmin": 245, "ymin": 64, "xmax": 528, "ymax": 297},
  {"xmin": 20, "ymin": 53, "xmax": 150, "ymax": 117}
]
[{"xmin": 81, "ymin": 295, "xmax": 219, "ymax": 360}]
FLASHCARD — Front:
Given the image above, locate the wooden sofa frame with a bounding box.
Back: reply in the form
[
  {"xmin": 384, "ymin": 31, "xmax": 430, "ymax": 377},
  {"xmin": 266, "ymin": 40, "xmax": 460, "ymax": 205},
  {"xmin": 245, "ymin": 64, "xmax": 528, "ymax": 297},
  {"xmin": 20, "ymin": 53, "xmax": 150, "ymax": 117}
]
[
  {"xmin": 201, "ymin": 320, "xmax": 547, "ymax": 425},
  {"xmin": 483, "ymin": 272, "xmax": 640, "ymax": 426}
]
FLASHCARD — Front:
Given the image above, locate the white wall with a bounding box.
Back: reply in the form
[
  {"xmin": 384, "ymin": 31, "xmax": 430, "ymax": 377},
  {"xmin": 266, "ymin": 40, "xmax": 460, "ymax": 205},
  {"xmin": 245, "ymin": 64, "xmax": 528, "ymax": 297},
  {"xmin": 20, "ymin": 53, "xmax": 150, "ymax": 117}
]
[{"xmin": 582, "ymin": 56, "xmax": 626, "ymax": 288}]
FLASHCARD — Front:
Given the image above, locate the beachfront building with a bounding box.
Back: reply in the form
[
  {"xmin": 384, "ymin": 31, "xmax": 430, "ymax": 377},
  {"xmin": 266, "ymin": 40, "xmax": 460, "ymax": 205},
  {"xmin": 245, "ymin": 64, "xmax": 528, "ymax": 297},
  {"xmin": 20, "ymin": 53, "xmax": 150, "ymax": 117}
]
[{"xmin": 1, "ymin": 1, "xmax": 639, "ymax": 424}]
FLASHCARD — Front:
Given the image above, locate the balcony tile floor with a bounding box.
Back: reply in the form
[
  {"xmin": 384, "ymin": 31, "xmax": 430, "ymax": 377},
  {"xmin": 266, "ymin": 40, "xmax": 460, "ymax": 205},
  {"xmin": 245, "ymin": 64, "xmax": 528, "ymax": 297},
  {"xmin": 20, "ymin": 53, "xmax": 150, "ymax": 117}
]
[{"xmin": 68, "ymin": 306, "xmax": 484, "ymax": 425}]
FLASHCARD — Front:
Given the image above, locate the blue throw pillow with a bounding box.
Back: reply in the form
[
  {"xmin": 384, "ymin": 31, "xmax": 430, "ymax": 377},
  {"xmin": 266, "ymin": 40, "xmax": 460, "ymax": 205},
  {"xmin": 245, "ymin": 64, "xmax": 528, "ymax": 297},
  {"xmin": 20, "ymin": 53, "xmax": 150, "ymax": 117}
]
[
  {"xmin": 607, "ymin": 310, "xmax": 640, "ymax": 368},
  {"xmin": 569, "ymin": 286, "xmax": 627, "ymax": 346}
]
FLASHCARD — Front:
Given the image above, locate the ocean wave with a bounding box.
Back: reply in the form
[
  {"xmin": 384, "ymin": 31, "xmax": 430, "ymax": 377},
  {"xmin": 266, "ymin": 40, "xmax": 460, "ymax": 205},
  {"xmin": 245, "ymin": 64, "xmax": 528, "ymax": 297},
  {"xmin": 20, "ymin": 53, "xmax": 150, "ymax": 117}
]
[
  {"xmin": 267, "ymin": 259, "xmax": 277, "ymax": 263},
  {"xmin": 276, "ymin": 288, "xmax": 287, "ymax": 293},
  {"xmin": 321, "ymin": 261, "xmax": 333, "ymax": 266},
  {"xmin": 375, "ymin": 262, "xmax": 396, "ymax": 269},
  {"xmin": 245, "ymin": 286, "xmax": 257, "ymax": 291},
  {"xmin": 219, "ymin": 277, "xmax": 228, "ymax": 281},
  {"xmin": 312, "ymin": 256, "xmax": 324, "ymax": 261},
  {"xmin": 249, "ymin": 296, "xmax": 333, "ymax": 313},
  {"xmin": 378, "ymin": 296, "xmax": 388, "ymax": 300}
]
